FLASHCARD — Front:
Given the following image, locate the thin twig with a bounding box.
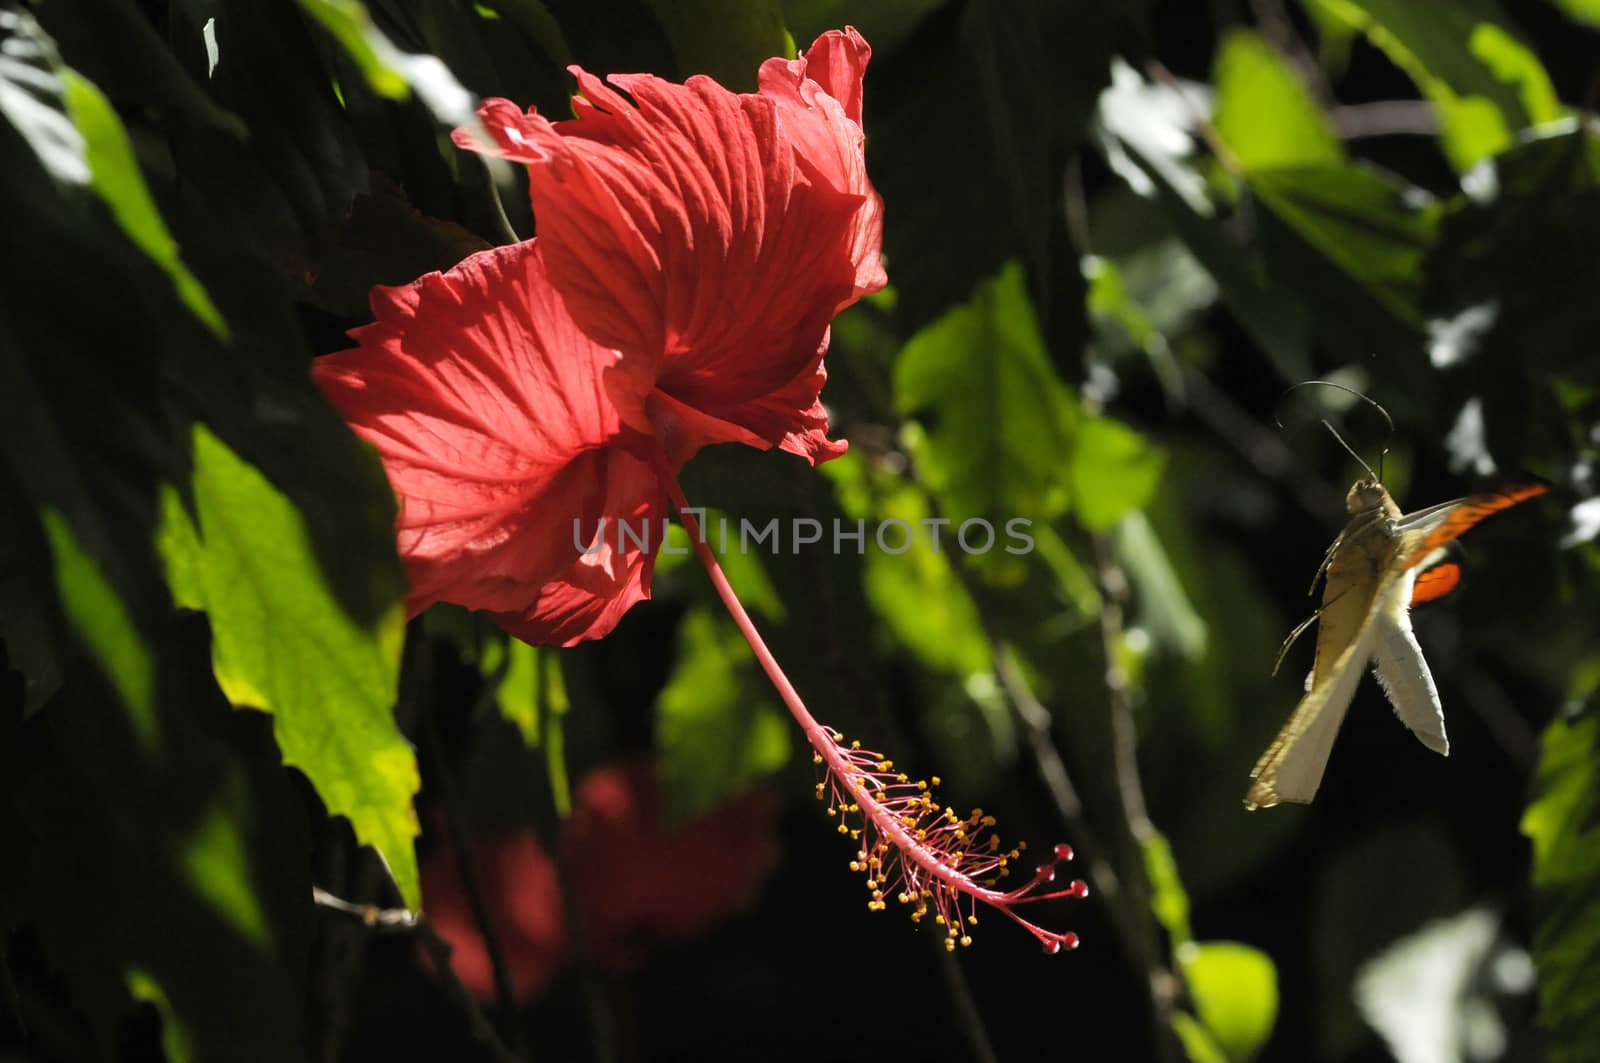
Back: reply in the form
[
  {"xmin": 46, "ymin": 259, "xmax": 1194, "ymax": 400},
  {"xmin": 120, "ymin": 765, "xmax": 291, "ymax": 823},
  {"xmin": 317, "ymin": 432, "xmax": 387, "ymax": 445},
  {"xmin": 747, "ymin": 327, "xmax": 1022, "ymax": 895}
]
[
  {"xmin": 934, "ymin": 938, "xmax": 1000, "ymax": 1063},
  {"xmin": 990, "ymin": 641, "xmax": 1121, "ymax": 901},
  {"xmin": 1146, "ymin": 61, "xmax": 1245, "ymax": 181},
  {"xmin": 1330, "ymin": 100, "xmax": 1439, "ymax": 140},
  {"xmin": 312, "ymin": 888, "xmax": 521, "ymax": 1063},
  {"xmin": 1093, "ymin": 536, "xmax": 1180, "ymax": 1063},
  {"xmin": 1248, "ymin": 0, "xmax": 1334, "ymax": 105},
  {"xmin": 480, "ymin": 155, "xmax": 522, "ymax": 246}
]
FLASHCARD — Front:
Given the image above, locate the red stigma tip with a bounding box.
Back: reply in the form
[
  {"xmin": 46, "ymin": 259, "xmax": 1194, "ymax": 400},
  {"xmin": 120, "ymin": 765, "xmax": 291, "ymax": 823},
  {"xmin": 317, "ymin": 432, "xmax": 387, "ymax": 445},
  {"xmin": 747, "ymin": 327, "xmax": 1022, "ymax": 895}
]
[{"xmin": 1054, "ymin": 843, "xmax": 1074, "ymax": 861}]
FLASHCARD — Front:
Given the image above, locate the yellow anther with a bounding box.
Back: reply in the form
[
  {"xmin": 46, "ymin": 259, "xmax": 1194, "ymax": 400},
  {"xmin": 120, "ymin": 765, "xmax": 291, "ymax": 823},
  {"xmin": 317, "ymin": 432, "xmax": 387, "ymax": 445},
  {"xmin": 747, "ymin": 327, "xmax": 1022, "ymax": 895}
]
[
  {"xmin": 931, "ymin": 776, "xmax": 942, "ymax": 786},
  {"xmin": 959, "ymin": 936, "xmax": 972, "ymax": 948}
]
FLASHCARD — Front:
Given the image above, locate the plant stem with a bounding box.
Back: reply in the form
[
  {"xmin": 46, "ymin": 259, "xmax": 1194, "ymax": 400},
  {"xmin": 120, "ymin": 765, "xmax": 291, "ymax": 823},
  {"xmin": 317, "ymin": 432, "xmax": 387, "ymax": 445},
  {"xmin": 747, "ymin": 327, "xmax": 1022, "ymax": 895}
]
[
  {"xmin": 658, "ymin": 473, "xmax": 833, "ymax": 752},
  {"xmin": 1093, "ymin": 535, "xmax": 1179, "ymax": 1063},
  {"xmin": 418, "ymin": 693, "xmax": 527, "ymax": 1057},
  {"xmin": 538, "ymin": 665, "xmax": 618, "ymax": 1063}
]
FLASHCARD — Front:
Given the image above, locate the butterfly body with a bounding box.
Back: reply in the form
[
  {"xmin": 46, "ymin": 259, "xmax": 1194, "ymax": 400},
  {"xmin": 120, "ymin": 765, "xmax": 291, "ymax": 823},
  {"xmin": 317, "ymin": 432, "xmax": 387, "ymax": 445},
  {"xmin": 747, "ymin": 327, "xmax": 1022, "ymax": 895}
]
[{"xmin": 1245, "ymin": 479, "xmax": 1544, "ymax": 810}]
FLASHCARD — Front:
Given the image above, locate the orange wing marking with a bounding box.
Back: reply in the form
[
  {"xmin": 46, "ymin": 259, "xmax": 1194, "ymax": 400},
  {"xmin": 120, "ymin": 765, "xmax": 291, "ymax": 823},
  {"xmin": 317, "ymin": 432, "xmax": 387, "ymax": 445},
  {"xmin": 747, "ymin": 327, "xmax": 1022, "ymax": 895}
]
[
  {"xmin": 1410, "ymin": 562, "xmax": 1461, "ymax": 605},
  {"xmin": 1400, "ymin": 483, "xmax": 1547, "ymax": 570}
]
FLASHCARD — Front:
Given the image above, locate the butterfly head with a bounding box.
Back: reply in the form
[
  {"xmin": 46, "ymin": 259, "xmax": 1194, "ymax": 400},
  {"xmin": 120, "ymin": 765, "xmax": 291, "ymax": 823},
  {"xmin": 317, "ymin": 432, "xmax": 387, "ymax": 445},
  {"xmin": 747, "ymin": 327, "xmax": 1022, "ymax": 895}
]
[{"xmin": 1346, "ymin": 478, "xmax": 1390, "ymax": 514}]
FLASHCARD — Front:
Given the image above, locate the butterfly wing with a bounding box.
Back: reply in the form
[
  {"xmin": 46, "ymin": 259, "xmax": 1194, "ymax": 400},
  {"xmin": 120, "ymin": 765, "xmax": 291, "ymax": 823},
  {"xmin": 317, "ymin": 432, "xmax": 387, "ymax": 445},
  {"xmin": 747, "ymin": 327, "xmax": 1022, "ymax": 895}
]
[
  {"xmin": 1370, "ymin": 560, "xmax": 1448, "ymax": 755},
  {"xmin": 1246, "ymin": 482, "xmax": 1544, "ymax": 809},
  {"xmin": 1395, "ymin": 484, "xmax": 1548, "ymax": 568},
  {"xmin": 1410, "ymin": 560, "xmax": 1461, "ymax": 604},
  {"xmin": 1246, "ymin": 570, "xmax": 1411, "ymax": 809}
]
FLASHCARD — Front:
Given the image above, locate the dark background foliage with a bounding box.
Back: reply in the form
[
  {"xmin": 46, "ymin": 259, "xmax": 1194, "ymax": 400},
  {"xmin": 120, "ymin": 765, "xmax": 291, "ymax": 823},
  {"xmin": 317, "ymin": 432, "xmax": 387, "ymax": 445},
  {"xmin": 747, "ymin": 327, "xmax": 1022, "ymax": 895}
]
[{"xmin": 3, "ymin": 1, "xmax": 1599, "ymax": 1061}]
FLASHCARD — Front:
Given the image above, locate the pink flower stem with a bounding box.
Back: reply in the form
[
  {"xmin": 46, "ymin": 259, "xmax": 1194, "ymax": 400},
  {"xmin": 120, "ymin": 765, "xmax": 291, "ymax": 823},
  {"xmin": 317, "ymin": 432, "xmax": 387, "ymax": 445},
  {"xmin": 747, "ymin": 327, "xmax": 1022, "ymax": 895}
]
[
  {"xmin": 657, "ymin": 470, "xmax": 834, "ymax": 752},
  {"xmin": 657, "ymin": 464, "xmax": 1085, "ymax": 951}
]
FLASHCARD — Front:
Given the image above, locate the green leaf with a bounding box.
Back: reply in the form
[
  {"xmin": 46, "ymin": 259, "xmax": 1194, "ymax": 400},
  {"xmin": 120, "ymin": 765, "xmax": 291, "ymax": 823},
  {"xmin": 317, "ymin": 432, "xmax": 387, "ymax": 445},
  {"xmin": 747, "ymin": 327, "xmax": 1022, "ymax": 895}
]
[
  {"xmin": 657, "ymin": 608, "xmax": 790, "ymax": 823},
  {"xmin": 644, "ymin": 0, "xmax": 789, "ymax": 89},
  {"xmin": 1213, "ymin": 30, "xmax": 1342, "ymax": 169},
  {"xmin": 1521, "ymin": 713, "xmax": 1600, "ymax": 1062},
  {"xmin": 1172, "ymin": 1010, "xmax": 1232, "ymax": 1063},
  {"xmin": 60, "ymin": 70, "xmax": 227, "ymax": 336},
  {"xmin": 494, "ymin": 639, "xmax": 568, "ymax": 748},
  {"xmin": 296, "ymin": 0, "xmax": 474, "ymax": 123},
  {"xmin": 823, "ymin": 453, "xmax": 994, "ymax": 677},
  {"xmin": 1249, "ymin": 161, "xmax": 1438, "ymax": 358},
  {"xmin": 0, "ymin": 14, "xmax": 223, "ymax": 335},
  {"xmin": 658, "ymin": 511, "xmax": 787, "ymax": 621},
  {"xmin": 895, "ymin": 260, "xmax": 1076, "ymax": 524},
  {"xmin": 157, "ymin": 426, "xmax": 420, "ymax": 910},
  {"xmin": 870, "ymin": 0, "xmax": 1130, "ymax": 349},
  {"xmin": 39, "ymin": 509, "xmax": 157, "ymax": 748},
  {"xmin": 1143, "ymin": 831, "xmax": 1193, "ymax": 946},
  {"xmin": 1096, "ymin": 70, "xmax": 1313, "ymax": 380},
  {"xmin": 1179, "ymin": 941, "xmax": 1280, "ymax": 1063},
  {"xmin": 1068, "ymin": 417, "xmax": 1166, "ymax": 532},
  {"xmin": 1113, "ymin": 511, "xmax": 1207, "ymax": 660},
  {"xmin": 1551, "ymin": 0, "xmax": 1600, "ymax": 28},
  {"xmin": 1306, "ymin": 0, "xmax": 1562, "ymax": 170}
]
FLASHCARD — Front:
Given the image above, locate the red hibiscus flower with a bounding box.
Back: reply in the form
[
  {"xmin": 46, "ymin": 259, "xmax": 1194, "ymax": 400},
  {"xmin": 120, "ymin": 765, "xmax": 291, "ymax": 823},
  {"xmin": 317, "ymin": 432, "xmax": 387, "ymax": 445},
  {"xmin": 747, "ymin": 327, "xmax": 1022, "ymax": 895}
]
[
  {"xmin": 322, "ymin": 28, "xmax": 1087, "ymax": 952},
  {"xmin": 420, "ymin": 759, "xmax": 778, "ymax": 1002},
  {"xmin": 315, "ymin": 29, "xmax": 882, "ymax": 646}
]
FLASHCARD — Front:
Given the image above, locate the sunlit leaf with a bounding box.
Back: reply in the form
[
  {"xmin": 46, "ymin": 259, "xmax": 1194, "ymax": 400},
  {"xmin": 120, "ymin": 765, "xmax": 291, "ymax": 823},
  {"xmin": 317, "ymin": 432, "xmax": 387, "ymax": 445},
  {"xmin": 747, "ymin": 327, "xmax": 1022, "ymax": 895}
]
[
  {"xmin": 658, "ymin": 513, "xmax": 787, "ymax": 621},
  {"xmin": 1068, "ymin": 416, "xmax": 1165, "ymax": 532},
  {"xmin": 0, "ymin": 13, "xmax": 223, "ymax": 334},
  {"xmin": 493, "ymin": 639, "xmax": 568, "ymax": 749},
  {"xmin": 1114, "ymin": 511, "xmax": 1207, "ymax": 660},
  {"xmin": 1306, "ymin": 0, "xmax": 1562, "ymax": 170},
  {"xmin": 1144, "ymin": 831, "xmax": 1193, "ymax": 946},
  {"xmin": 39, "ymin": 509, "xmax": 157, "ymax": 748},
  {"xmin": 1249, "ymin": 161, "xmax": 1438, "ymax": 358},
  {"xmin": 157, "ymin": 426, "xmax": 420, "ymax": 909},
  {"xmin": 1522, "ymin": 713, "xmax": 1600, "ymax": 1062},
  {"xmin": 657, "ymin": 608, "xmax": 790, "ymax": 823},
  {"xmin": 1180, "ymin": 941, "xmax": 1280, "ymax": 1063},
  {"xmin": 823, "ymin": 452, "xmax": 993, "ymax": 676},
  {"xmin": 895, "ymin": 260, "xmax": 1076, "ymax": 524},
  {"xmin": 1173, "ymin": 1010, "xmax": 1231, "ymax": 1063},
  {"xmin": 296, "ymin": 0, "xmax": 474, "ymax": 123},
  {"xmin": 1214, "ymin": 29, "xmax": 1342, "ymax": 169},
  {"xmin": 1550, "ymin": 0, "xmax": 1600, "ymax": 27}
]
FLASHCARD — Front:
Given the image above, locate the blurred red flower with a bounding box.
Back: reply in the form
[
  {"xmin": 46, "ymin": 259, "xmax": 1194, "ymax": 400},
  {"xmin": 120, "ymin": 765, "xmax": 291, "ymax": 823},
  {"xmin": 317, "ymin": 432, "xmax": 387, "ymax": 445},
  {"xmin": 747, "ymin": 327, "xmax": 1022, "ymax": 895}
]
[
  {"xmin": 420, "ymin": 759, "xmax": 778, "ymax": 1002},
  {"xmin": 316, "ymin": 29, "xmax": 882, "ymax": 645}
]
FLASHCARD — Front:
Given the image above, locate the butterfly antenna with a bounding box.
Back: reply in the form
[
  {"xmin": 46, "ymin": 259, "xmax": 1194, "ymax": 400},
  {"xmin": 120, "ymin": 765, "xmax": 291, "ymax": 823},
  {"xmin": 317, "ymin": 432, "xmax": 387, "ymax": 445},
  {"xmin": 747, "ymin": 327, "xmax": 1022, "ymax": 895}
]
[
  {"xmin": 1276, "ymin": 380, "xmax": 1394, "ymax": 482},
  {"xmin": 1321, "ymin": 419, "xmax": 1380, "ymax": 482}
]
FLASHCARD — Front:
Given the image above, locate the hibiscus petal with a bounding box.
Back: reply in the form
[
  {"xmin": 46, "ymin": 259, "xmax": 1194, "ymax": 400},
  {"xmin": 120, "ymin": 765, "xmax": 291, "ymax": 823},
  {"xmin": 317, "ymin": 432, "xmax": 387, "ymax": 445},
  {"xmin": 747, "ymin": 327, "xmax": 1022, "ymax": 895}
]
[
  {"xmin": 491, "ymin": 446, "xmax": 665, "ymax": 647},
  {"xmin": 313, "ymin": 240, "xmax": 662, "ymax": 635},
  {"xmin": 758, "ymin": 29, "xmax": 886, "ymax": 303},
  {"xmin": 453, "ymin": 35, "xmax": 883, "ymax": 464}
]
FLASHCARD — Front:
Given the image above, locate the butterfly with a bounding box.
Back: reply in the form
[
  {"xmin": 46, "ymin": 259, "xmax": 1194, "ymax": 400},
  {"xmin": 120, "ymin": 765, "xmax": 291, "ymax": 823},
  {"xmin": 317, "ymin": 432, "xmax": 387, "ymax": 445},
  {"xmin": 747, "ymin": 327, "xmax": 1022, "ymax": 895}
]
[{"xmin": 1244, "ymin": 478, "xmax": 1546, "ymax": 810}]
